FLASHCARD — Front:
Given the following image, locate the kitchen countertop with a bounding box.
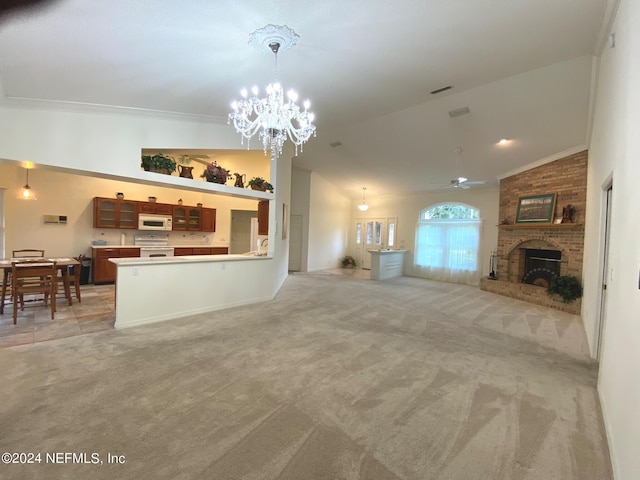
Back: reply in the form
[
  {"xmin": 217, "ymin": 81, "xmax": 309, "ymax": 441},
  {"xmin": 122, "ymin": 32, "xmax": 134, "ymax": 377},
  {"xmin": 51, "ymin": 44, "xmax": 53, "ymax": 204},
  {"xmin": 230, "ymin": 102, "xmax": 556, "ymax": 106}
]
[{"xmin": 109, "ymin": 253, "xmax": 271, "ymax": 266}]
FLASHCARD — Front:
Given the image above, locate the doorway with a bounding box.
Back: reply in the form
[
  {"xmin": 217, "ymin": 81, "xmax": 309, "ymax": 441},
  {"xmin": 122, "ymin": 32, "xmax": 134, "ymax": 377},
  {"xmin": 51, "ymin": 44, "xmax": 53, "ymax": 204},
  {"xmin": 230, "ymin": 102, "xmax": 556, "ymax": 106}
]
[
  {"xmin": 288, "ymin": 214, "xmax": 303, "ymax": 271},
  {"xmin": 353, "ymin": 217, "xmax": 397, "ymax": 269},
  {"xmin": 230, "ymin": 209, "xmax": 257, "ymax": 254},
  {"xmin": 596, "ymin": 183, "xmax": 613, "ymax": 360}
]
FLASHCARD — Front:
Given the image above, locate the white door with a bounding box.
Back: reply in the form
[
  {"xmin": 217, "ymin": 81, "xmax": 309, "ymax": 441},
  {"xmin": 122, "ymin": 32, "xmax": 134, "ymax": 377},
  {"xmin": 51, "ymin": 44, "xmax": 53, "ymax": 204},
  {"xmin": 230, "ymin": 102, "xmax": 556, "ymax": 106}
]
[
  {"xmin": 362, "ymin": 219, "xmax": 384, "ymax": 269},
  {"xmin": 289, "ymin": 214, "xmax": 303, "ymax": 271},
  {"xmin": 597, "ymin": 185, "xmax": 613, "ymax": 360},
  {"xmin": 354, "ymin": 218, "xmax": 397, "ymax": 269}
]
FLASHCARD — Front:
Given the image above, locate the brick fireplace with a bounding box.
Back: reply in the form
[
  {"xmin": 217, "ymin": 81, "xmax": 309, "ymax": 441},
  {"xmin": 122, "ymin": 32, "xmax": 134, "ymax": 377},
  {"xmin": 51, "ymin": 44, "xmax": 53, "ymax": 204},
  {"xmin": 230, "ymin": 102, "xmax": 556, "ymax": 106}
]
[{"xmin": 480, "ymin": 150, "xmax": 587, "ymax": 315}]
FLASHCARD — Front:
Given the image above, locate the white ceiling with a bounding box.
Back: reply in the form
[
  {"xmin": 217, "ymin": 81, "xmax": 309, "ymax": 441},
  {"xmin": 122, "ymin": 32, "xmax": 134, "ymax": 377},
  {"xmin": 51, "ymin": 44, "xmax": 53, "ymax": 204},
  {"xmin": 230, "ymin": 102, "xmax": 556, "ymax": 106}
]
[{"xmin": 0, "ymin": 0, "xmax": 614, "ymax": 199}]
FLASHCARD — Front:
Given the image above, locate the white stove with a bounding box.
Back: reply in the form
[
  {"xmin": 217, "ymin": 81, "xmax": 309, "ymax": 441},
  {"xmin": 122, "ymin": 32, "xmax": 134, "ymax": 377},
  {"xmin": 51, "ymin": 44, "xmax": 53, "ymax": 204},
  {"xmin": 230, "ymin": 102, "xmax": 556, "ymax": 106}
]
[{"xmin": 134, "ymin": 234, "xmax": 175, "ymax": 258}]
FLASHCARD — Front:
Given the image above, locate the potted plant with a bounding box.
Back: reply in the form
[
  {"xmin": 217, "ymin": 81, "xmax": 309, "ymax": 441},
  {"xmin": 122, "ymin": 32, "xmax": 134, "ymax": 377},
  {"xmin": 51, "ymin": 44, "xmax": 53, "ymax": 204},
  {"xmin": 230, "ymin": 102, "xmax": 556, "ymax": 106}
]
[
  {"xmin": 141, "ymin": 153, "xmax": 177, "ymax": 175},
  {"xmin": 341, "ymin": 255, "xmax": 357, "ymax": 268},
  {"xmin": 247, "ymin": 176, "xmax": 274, "ymax": 192},
  {"xmin": 200, "ymin": 161, "xmax": 230, "ymax": 184},
  {"xmin": 547, "ymin": 275, "xmax": 583, "ymax": 303}
]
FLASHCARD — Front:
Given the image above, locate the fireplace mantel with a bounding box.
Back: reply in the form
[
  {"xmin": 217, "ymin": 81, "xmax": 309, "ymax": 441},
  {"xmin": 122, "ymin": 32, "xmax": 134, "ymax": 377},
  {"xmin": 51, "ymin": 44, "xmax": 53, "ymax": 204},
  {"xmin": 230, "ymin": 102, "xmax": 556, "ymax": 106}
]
[{"xmin": 497, "ymin": 223, "xmax": 583, "ymax": 230}]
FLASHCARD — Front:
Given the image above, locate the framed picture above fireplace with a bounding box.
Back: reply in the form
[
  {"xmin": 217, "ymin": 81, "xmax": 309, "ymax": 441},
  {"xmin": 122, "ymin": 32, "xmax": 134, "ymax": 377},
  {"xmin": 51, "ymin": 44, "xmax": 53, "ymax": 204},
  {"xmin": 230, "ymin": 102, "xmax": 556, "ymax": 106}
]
[{"xmin": 515, "ymin": 193, "xmax": 556, "ymax": 224}]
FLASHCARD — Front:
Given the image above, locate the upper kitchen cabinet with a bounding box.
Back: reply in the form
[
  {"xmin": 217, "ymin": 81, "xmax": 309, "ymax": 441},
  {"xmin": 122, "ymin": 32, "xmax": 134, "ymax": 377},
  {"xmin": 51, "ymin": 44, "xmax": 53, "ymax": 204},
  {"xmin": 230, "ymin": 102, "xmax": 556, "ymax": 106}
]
[
  {"xmin": 257, "ymin": 200, "xmax": 269, "ymax": 235},
  {"xmin": 93, "ymin": 197, "xmax": 138, "ymax": 229},
  {"xmin": 138, "ymin": 201, "xmax": 173, "ymax": 215},
  {"xmin": 201, "ymin": 208, "xmax": 216, "ymax": 232},
  {"xmin": 172, "ymin": 206, "xmax": 216, "ymax": 232}
]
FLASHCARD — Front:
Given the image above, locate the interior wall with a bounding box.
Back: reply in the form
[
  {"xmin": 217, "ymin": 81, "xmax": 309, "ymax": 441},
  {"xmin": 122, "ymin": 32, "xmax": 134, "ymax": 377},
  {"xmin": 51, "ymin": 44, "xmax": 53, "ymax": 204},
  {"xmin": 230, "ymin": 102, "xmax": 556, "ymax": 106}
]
[
  {"xmin": 585, "ymin": 0, "xmax": 640, "ymax": 478},
  {"xmin": 307, "ymin": 172, "xmax": 351, "ymax": 271},
  {"xmin": 0, "ymin": 106, "xmax": 290, "ymax": 298},
  {"xmin": 349, "ymin": 188, "xmax": 499, "ymax": 283}
]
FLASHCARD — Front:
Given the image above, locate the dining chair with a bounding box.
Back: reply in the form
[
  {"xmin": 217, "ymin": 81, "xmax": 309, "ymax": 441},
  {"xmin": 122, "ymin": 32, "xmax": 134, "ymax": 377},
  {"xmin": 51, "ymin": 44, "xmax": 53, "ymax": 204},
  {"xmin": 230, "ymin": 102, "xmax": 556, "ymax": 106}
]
[
  {"xmin": 12, "ymin": 249, "xmax": 45, "ymax": 258},
  {"xmin": 11, "ymin": 261, "xmax": 57, "ymax": 324},
  {"xmin": 2, "ymin": 250, "xmax": 45, "ymax": 315},
  {"xmin": 56, "ymin": 254, "xmax": 83, "ymax": 303}
]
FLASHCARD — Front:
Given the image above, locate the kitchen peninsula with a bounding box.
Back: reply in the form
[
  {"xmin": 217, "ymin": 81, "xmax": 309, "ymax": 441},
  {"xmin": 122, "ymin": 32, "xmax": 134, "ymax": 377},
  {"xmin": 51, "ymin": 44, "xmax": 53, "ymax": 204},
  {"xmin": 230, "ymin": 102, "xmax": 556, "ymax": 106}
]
[{"xmin": 110, "ymin": 253, "xmax": 273, "ymax": 328}]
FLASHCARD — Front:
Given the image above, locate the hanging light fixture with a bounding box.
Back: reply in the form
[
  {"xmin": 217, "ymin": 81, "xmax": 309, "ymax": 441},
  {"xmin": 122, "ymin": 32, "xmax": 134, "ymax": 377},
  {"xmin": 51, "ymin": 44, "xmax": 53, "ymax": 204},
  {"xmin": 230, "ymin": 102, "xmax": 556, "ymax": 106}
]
[
  {"xmin": 228, "ymin": 24, "xmax": 316, "ymax": 157},
  {"xmin": 19, "ymin": 167, "xmax": 36, "ymax": 200},
  {"xmin": 358, "ymin": 187, "xmax": 369, "ymax": 211}
]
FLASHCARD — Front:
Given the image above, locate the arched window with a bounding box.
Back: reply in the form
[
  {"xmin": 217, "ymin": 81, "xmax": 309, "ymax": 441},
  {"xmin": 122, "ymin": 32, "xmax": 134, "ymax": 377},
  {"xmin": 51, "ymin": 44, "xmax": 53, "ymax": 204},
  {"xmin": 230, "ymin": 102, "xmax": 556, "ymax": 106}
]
[{"xmin": 414, "ymin": 203, "xmax": 482, "ymax": 285}]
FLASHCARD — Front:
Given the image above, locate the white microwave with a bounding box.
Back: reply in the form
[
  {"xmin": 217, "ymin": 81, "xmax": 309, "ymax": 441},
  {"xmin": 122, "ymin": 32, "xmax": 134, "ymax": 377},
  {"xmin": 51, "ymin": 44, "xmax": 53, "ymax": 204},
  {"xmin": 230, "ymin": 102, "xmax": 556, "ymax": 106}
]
[{"xmin": 138, "ymin": 214, "xmax": 173, "ymax": 231}]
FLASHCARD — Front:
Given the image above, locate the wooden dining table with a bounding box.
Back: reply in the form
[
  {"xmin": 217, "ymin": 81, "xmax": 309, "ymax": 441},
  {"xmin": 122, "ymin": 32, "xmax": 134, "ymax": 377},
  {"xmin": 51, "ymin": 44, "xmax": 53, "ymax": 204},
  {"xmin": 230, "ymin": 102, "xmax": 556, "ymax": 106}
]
[{"xmin": 0, "ymin": 257, "xmax": 81, "ymax": 314}]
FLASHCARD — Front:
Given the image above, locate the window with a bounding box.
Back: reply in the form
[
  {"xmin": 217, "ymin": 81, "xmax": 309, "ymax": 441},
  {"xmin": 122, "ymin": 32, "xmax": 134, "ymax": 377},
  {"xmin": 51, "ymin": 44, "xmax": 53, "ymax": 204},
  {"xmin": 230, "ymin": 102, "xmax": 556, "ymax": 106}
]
[{"xmin": 414, "ymin": 203, "xmax": 482, "ymax": 285}]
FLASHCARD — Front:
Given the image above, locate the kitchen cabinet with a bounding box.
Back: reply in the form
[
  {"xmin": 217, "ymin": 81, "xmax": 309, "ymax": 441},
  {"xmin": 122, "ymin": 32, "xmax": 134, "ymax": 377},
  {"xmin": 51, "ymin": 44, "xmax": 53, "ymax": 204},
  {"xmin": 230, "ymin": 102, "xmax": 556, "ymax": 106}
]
[
  {"xmin": 172, "ymin": 206, "xmax": 216, "ymax": 232},
  {"xmin": 138, "ymin": 202, "xmax": 173, "ymax": 215},
  {"xmin": 173, "ymin": 247, "xmax": 229, "ymax": 256},
  {"xmin": 173, "ymin": 206, "xmax": 201, "ymax": 231},
  {"xmin": 93, "ymin": 247, "xmax": 140, "ymax": 284},
  {"xmin": 201, "ymin": 208, "xmax": 216, "ymax": 232},
  {"xmin": 94, "ymin": 198, "xmax": 138, "ymax": 229},
  {"xmin": 257, "ymin": 200, "xmax": 269, "ymax": 235}
]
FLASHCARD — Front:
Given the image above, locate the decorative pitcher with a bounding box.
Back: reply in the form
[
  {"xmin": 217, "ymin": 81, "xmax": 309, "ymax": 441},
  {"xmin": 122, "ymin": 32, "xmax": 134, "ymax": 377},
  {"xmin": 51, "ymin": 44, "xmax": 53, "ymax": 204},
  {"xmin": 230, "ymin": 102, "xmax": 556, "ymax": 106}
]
[
  {"xmin": 178, "ymin": 165, "xmax": 194, "ymax": 179},
  {"xmin": 234, "ymin": 173, "xmax": 246, "ymax": 188}
]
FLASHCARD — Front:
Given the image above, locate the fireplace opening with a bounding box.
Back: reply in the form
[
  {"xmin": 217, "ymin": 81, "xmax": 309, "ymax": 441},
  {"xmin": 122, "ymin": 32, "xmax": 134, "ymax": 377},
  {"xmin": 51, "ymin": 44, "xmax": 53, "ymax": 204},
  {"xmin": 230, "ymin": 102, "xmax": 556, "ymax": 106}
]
[{"xmin": 521, "ymin": 248, "xmax": 561, "ymax": 287}]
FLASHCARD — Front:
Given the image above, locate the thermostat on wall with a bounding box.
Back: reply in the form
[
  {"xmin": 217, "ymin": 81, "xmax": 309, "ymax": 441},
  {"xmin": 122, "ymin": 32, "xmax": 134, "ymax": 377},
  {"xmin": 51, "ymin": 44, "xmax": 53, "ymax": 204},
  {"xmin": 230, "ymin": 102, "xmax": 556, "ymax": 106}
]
[{"xmin": 43, "ymin": 215, "xmax": 67, "ymax": 225}]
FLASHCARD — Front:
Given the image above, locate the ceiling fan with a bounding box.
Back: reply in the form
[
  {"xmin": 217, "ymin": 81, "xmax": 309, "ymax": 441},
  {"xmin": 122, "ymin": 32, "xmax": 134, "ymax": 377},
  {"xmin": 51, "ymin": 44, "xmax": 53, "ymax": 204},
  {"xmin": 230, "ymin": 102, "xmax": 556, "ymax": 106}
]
[
  {"xmin": 432, "ymin": 147, "xmax": 486, "ymax": 190},
  {"xmin": 447, "ymin": 175, "xmax": 486, "ymax": 189}
]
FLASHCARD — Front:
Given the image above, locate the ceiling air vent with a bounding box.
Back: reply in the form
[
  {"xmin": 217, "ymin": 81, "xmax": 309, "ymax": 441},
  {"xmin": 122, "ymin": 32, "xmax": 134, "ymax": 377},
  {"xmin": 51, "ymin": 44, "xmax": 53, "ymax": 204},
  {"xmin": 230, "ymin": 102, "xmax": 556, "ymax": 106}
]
[
  {"xmin": 430, "ymin": 85, "xmax": 452, "ymax": 95},
  {"xmin": 448, "ymin": 106, "xmax": 470, "ymax": 118}
]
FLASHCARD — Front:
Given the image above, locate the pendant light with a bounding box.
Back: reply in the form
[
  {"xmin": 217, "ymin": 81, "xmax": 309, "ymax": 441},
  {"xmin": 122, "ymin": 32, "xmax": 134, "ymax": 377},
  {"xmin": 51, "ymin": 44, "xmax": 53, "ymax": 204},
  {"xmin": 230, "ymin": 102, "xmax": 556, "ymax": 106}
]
[
  {"xmin": 19, "ymin": 167, "xmax": 37, "ymax": 200},
  {"xmin": 357, "ymin": 187, "xmax": 369, "ymax": 211}
]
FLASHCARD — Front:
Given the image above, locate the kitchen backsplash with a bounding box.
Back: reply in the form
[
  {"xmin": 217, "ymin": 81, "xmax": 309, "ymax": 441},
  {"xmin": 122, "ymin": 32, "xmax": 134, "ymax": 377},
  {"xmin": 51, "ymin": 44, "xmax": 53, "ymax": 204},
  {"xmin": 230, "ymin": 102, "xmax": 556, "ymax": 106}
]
[{"xmin": 92, "ymin": 230, "xmax": 221, "ymax": 246}]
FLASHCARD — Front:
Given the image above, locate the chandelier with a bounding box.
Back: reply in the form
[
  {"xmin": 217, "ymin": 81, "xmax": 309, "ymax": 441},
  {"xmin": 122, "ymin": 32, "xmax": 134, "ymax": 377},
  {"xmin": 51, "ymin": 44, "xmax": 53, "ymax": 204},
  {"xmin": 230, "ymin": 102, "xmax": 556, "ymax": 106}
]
[
  {"xmin": 358, "ymin": 187, "xmax": 369, "ymax": 211},
  {"xmin": 228, "ymin": 25, "xmax": 316, "ymax": 156}
]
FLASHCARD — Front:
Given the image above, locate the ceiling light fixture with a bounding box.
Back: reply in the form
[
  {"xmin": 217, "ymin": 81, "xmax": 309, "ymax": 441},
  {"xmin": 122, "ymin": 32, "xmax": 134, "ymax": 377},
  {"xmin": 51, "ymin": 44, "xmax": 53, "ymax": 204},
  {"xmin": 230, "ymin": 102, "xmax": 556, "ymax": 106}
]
[
  {"xmin": 497, "ymin": 138, "xmax": 510, "ymax": 145},
  {"xmin": 19, "ymin": 167, "xmax": 36, "ymax": 200},
  {"xmin": 358, "ymin": 187, "xmax": 369, "ymax": 211},
  {"xmin": 228, "ymin": 24, "xmax": 316, "ymax": 157}
]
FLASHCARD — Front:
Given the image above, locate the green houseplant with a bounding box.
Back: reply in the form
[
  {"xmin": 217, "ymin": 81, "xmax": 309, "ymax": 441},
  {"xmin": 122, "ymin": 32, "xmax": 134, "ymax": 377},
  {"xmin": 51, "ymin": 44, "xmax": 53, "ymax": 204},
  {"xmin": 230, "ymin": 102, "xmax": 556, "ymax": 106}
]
[
  {"xmin": 547, "ymin": 275, "xmax": 583, "ymax": 303},
  {"xmin": 141, "ymin": 153, "xmax": 177, "ymax": 175},
  {"xmin": 247, "ymin": 176, "xmax": 274, "ymax": 192},
  {"xmin": 341, "ymin": 255, "xmax": 357, "ymax": 268}
]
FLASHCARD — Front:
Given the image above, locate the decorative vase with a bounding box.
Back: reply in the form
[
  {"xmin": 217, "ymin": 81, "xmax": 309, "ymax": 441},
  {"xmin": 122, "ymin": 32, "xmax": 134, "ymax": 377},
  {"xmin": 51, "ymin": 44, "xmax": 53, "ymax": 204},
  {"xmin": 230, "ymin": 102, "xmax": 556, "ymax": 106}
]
[{"xmin": 178, "ymin": 165, "xmax": 194, "ymax": 179}]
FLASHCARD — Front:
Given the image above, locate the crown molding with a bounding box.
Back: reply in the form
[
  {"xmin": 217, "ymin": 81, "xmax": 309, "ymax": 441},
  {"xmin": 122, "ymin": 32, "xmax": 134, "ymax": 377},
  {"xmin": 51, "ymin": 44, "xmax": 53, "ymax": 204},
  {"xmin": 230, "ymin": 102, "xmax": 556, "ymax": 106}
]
[{"xmin": 0, "ymin": 96, "xmax": 228, "ymax": 124}]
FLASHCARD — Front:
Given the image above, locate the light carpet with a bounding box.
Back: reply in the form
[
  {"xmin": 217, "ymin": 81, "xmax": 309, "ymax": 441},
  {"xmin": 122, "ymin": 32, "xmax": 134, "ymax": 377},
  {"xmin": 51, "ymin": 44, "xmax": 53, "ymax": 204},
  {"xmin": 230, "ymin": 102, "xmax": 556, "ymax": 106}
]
[{"xmin": 0, "ymin": 274, "xmax": 612, "ymax": 479}]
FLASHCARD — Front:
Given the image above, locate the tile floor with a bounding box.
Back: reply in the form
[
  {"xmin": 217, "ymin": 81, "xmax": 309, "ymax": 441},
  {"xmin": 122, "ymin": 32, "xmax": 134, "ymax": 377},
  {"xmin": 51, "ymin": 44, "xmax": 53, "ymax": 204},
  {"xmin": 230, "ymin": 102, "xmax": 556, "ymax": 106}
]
[{"xmin": 0, "ymin": 284, "xmax": 115, "ymax": 348}]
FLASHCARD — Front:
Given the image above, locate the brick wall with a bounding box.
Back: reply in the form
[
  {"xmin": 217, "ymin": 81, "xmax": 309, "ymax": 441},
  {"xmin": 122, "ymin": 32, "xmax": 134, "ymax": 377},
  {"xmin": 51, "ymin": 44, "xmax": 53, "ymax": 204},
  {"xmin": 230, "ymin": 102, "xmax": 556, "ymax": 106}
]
[{"xmin": 481, "ymin": 150, "xmax": 587, "ymax": 315}]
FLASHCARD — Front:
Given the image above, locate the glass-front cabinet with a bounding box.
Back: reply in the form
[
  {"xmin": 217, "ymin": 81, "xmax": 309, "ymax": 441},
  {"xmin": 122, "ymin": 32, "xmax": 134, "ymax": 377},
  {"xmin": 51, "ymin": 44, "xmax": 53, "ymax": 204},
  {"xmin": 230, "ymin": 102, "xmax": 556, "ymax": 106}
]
[
  {"xmin": 93, "ymin": 198, "xmax": 138, "ymax": 229},
  {"xmin": 173, "ymin": 206, "xmax": 201, "ymax": 231}
]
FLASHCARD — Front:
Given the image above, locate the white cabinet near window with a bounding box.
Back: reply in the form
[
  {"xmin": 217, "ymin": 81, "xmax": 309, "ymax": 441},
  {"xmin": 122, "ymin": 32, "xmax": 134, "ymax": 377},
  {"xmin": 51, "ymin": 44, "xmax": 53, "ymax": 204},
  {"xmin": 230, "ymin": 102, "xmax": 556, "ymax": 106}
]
[{"xmin": 369, "ymin": 249, "xmax": 407, "ymax": 280}]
